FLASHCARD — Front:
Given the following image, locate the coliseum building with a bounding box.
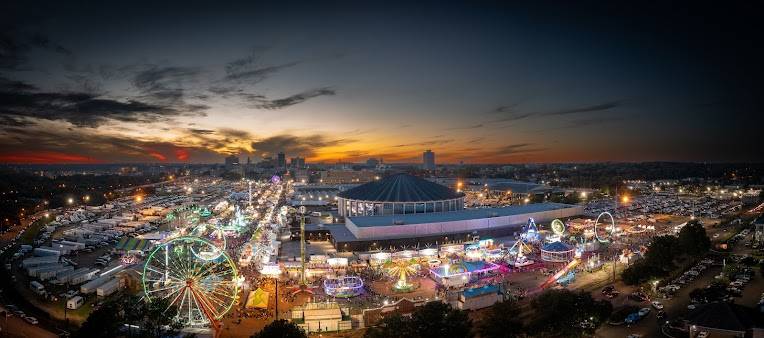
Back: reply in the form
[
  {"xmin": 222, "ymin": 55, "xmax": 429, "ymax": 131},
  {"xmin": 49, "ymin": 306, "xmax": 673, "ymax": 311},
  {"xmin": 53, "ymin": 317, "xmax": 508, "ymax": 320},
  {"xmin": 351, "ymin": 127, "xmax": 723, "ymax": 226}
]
[{"xmin": 323, "ymin": 173, "xmax": 583, "ymax": 251}]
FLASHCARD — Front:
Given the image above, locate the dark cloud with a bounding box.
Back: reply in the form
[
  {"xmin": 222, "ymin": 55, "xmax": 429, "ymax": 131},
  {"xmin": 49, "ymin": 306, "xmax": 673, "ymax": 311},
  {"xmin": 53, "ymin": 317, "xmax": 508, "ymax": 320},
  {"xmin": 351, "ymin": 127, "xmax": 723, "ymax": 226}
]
[
  {"xmin": 488, "ymin": 101, "xmax": 621, "ymax": 123},
  {"xmin": 250, "ymin": 134, "xmax": 351, "ymax": 157},
  {"xmin": 131, "ymin": 65, "xmax": 202, "ymax": 104},
  {"xmin": 250, "ymin": 87, "xmax": 335, "ymax": 110},
  {"xmin": 0, "ymin": 29, "xmax": 28, "ymax": 70},
  {"xmin": 545, "ymin": 101, "xmax": 621, "ymax": 116},
  {"xmin": 224, "ymin": 50, "xmax": 300, "ymax": 83},
  {"xmin": 445, "ymin": 124, "xmax": 483, "ymax": 130},
  {"xmin": 65, "ymin": 74, "xmax": 103, "ymax": 93},
  {"xmin": 0, "ymin": 28, "xmax": 72, "ymax": 70},
  {"xmin": 0, "ymin": 76, "xmax": 203, "ymax": 127},
  {"xmin": 392, "ymin": 139, "xmax": 454, "ymax": 148},
  {"xmin": 487, "ymin": 112, "xmax": 534, "ymax": 123},
  {"xmin": 217, "ymin": 128, "xmax": 252, "ymax": 139},
  {"xmin": 0, "ymin": 124, "xmax": 225, "ymax": 163},
  {"xmin": 564, "ymin": 116, "xmax": 626, "ymax": 128},
  {"xmin": 493, "ymin": 143, "xmax": 546, "ymax": 155},
  {"xmin": 188, "ymin": 128, "xmax": 215, "ymax": 134},
  {"xmin": 29, "ymin": 32, "xmax": 72, "ymax": 56},
  {"xmin": 225, "ymin": 62, "xmax": 299, "ymax": 83}
]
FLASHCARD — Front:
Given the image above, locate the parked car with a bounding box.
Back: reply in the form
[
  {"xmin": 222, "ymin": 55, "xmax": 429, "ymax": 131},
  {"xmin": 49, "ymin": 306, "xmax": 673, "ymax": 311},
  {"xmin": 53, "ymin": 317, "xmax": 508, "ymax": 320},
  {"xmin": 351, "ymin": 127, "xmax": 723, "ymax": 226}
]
[
  {"xmin": 638, "ymin": 308, "xmax": 651, "ymax": 317},
  {"xmin": 651, "ymin": 301, "xmax": 664, "ymax": 310},
  {"xmin": 24, "ymin": 316, "xmax": 38, "ymax": 325}
]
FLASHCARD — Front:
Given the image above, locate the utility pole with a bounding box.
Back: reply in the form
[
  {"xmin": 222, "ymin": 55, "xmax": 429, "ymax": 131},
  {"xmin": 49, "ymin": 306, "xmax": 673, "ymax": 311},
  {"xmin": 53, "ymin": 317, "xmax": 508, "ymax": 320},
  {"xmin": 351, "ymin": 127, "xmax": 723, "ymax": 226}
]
[{"xmin": 300, "ymin": 206, "xmax": 307, "ymax": 286}]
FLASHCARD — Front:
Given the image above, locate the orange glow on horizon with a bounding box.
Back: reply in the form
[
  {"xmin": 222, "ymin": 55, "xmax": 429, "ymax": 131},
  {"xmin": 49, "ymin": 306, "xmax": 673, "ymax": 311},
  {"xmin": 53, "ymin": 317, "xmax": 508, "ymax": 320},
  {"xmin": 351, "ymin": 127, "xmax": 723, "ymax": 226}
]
[{"xmin": 0, "ymin": 151, "xmax": 100, "ymax": 164}]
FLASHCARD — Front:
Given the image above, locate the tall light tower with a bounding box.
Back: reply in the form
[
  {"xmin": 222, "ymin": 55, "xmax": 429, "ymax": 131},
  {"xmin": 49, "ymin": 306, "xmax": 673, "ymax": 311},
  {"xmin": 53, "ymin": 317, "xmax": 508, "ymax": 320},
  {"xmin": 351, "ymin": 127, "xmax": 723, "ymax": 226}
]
[
  {"xmin": 299, "ymin": 205, "xmax": 307, "ymax": 286},
  {"xmin": 287, "ymin": 206, "xmax": 314, "ymax": 297},
  {"xmin": 248, "ymin": 180, "xmax": 253, "ymax": 207}
]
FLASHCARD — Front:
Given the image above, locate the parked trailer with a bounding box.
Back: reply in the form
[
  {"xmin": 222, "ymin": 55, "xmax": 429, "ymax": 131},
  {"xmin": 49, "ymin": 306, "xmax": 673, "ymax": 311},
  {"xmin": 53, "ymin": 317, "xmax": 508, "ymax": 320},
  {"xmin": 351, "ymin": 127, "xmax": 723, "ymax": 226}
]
[
  {"xmin": 80, "ymin": 274, "xmax": 113, "ymax": 294},
  {"xmin": 96, "ymin": 278, "xmax": 124, "ymax": 297},
  {"xmin": 39, "ymin": 265, "xmax": 74, "ymax": 281},
  {"xmin": 22, "ymin": 255, "xmax": 59, "ymax": 268},
  {"xmin": 70, "ymin": 268, "xmax": 100, "ymax": 285},
  {"xmin": 33, "ymin": 247, "xmax": 61, "ymax": 257},
  {"xmin": 54, "ymin": 240, "xmax": 86, "ymax": 249},
  {"xmin": 54, "ymin": 267, "xmax": 90, "ymax": 284},
  {"xmin": 29, "ymin": 281, "xmax": 45, "ymax": 295},
  {"xmin": 26, "ymin": 263, "xmax": 63, "ymax": 277},
  {"xmin": 66, "ymin": 296, "xmax": 84, "ymax": 310}
]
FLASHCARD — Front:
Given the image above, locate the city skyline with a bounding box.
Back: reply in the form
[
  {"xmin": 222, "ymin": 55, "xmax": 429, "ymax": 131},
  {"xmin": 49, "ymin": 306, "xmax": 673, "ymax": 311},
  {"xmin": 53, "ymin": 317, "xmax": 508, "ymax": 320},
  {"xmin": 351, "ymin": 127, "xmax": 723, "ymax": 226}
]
[{"xmin": 1, "ymin": 2, "xmax": 762, "ymax": 164}]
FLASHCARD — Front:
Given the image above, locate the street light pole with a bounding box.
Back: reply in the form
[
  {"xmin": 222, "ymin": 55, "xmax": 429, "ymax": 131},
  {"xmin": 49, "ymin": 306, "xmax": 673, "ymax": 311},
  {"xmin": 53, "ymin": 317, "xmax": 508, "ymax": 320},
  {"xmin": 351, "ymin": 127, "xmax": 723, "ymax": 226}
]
[{"xmin": 275, "ymin": 278, "xmax": 279, "ymax": 320}]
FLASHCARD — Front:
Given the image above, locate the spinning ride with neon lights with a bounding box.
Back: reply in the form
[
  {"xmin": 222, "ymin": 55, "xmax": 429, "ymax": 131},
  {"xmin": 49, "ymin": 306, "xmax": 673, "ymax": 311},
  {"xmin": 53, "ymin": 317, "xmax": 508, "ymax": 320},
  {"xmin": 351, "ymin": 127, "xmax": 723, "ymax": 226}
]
[
  {"xmin": 520, "ymin": 218, "xmax": 541, "ymax": 242},
  {"xmin": 593, "ymin": 212, "xmax": 616, "ymax": 243},
  {"xmin": 323, "ymin": 276, "xmax": 364, "ymax": 298},
  {"xmin": 166, "ymin": 205, "xmax": 206, "ymax": 231},
  {"xmin": 142, "ymin": 236, "xmax": 239, "ymax": 327},
  {"xmin": 551, "ymin": 219, "xmax": 566, "ymax": 236},
  {"xmin": 190, "ymin": 223, "xmax": 227, "ymax": 261},
  {"xmin": 385, "ymin": 259, "xmax": 419, "ymax": 292},
  {"xmin": 540, "ymin": 241, "xmax": 575, "ymax": 262}
]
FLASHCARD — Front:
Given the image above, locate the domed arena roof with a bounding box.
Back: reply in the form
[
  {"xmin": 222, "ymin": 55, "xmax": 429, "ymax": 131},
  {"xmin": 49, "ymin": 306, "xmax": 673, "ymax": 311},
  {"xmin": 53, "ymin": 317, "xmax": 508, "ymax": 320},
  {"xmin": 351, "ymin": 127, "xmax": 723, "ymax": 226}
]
[{"xmin": 338, "ymin": 173, "xmax": 464, "ymax": 202}]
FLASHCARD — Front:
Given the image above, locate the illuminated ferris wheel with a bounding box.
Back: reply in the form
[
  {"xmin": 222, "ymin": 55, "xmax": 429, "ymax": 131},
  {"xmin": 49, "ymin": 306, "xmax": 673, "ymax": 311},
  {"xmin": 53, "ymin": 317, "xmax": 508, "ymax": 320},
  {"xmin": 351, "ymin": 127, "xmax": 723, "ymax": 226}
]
[{"xmin": 142, "ymin": 237, "xmax": 239, "ymax": 327}]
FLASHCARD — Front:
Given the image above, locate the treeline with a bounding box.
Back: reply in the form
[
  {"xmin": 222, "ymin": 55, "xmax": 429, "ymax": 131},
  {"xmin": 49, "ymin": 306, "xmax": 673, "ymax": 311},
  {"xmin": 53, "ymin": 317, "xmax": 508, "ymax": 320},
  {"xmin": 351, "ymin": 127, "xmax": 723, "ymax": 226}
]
[
  {"xmin": 252, "ymin": 289, "xmax": 613, "ymax": 338},
  {"xmin": 622, "ymin": 220, "xmax": 711, "ymax": 285}
]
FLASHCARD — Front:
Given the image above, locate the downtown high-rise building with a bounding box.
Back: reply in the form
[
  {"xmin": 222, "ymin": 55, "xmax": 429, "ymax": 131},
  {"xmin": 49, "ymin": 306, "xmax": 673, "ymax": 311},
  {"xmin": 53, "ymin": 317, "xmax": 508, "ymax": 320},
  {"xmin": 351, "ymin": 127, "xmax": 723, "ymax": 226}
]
[
  {"xmin": 290, "ymin": 156, "xmax": 306, "ymax": 169},
  {"xmin": 423, "ymin": 150, "xmax": 435, "ymax": 170},
  {"xmin": 277, "ymin": 152, "xmax": 286, "ymax": 168}
]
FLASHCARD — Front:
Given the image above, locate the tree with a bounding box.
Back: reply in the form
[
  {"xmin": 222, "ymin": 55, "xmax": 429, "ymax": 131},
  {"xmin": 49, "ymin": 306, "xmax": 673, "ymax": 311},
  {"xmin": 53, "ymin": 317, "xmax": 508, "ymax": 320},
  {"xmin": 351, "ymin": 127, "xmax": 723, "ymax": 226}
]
[
  {"xmin": 644, "ymin": 235, "xmax": 681, "ymax": 270},
  {"xmin": 75, "ymin": 293, "xmax": 182, "ymax": 338},
  {"xmin": 76, "ymin": 296, "xmax": 125, "ymax": 338},
  {"xmin": 252, "ymin": 319, "xmax": 306, "ymax": 338},
  {"xmin": 411, "ymin": 301, "xmax": 473, "ymax": 338},
  {"xmin": 364, "ymin": 314, "xmax": 415, "ymax": 338},
  {"xmin": 621, "ymin": 260, "xmax": 663, "ymax": 285},
  {"xmin": 678, "ymin": 220, "xmax": 711, "ymax": 256},
  {"xmin": 364, "ymin": 302, "xmax": 472, "ymax": 338},
  {"xmin": 478, "ymin": 299, "xmax": 524, "ymax": 338},
  {"xmin": 528, "ymin": 289, "xmax": 612, "ymax": 337},
  {"xmin": 131, "ymin": 296, "xmax": 183, "ymax": 338}
]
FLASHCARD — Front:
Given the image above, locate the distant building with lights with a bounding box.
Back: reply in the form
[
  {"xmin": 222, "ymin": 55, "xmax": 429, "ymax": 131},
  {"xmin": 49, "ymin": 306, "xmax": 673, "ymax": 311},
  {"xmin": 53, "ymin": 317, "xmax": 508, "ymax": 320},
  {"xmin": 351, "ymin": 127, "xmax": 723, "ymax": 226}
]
[
  {"xmin": 290, "ymin": 156, "xmax": 306, "ymax": 169},
  {"xmin": 423, "ymin": 150, "xmax": 435, "ymax": 170},
  {"xmin": 277, "ymin": 152, "xmax": 286, "ymax": 168},
  {"xmin": 319, "ymin": 170, "xmax": 377, "ymax": 184}
]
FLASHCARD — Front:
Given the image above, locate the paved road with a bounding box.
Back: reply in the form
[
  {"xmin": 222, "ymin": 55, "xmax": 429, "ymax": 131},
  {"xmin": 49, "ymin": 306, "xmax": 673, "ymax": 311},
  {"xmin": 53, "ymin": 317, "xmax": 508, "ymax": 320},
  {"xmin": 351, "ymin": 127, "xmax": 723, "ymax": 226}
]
[{"xmin": 0, "ymin": 314, "xmax": 58, "ymax": 338}]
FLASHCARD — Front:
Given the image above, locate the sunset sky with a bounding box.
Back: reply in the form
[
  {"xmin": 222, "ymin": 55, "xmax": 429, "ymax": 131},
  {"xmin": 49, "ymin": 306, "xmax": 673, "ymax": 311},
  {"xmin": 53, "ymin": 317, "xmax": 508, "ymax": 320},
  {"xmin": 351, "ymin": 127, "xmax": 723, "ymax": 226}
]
[{"xmin": 1, "ymin": 1, "xmax": 761, "ymax": 164}]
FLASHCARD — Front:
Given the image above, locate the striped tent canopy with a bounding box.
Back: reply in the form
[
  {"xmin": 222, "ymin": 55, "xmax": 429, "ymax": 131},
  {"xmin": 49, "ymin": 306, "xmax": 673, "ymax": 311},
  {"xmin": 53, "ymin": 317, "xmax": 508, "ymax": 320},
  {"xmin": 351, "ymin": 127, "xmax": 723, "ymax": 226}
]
[{"xmin": 115, "ymin": 237, "xmax": 151, "ymax": 251}]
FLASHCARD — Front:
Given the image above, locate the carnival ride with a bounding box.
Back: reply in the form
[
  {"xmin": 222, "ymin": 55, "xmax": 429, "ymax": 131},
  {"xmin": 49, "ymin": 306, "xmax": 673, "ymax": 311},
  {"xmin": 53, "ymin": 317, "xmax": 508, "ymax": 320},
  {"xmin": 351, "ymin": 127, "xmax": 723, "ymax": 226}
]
[
  {"xmin": 323, "ymin": 276, "xmax": 364, "ymax": 298},
  {"xmin": 539, "ymin": 258, "xmax": 580, "ymax": 289},
  {"xmin": 506, "ymin": 239, "xmax": 534, "ymax": 267},
  {"xmin": 520, "ymin": 218, "xmax": 542, "ymax": 242},
  {"xmin": 550, "ymin": 219, "xmax": 566, "ymax": 236},
  {"xmin": 593, "ymin": 212, "xmax": 616, "ymax": 243},
  {"xmin": 142, "ymin": 236, "xmax": 240, "ymax": 328},
  {"xmin": 385, "ymin": 258, "xmax": 419, "ymax": 292},
  {"xmin": 190, "ymin": 222, "xmax": 227, "ymax": 261},
  {"xmin": 505, "ymin": 218, "xmax": 542, "ymax": 267}
]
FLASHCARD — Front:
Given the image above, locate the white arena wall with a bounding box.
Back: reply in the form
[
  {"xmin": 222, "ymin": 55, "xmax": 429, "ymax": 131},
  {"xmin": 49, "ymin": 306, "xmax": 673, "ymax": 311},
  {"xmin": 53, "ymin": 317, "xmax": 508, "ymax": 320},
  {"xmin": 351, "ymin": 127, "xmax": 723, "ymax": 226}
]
[{"xmin": 345, "ymin": 205, "xmax": 584, "ymax": 239}]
